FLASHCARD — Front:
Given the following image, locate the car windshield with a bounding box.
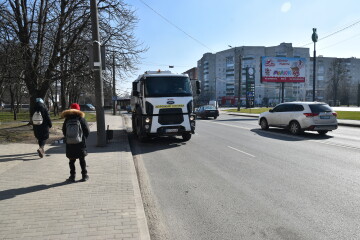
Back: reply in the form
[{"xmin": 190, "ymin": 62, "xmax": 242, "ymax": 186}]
[
  {"xmin": 309, "ymin": 104, "xmax": 332, "ymax": 113},
  {"xmin": 144, "ymin": 76, "xmax": 192, "ymax": 97}
]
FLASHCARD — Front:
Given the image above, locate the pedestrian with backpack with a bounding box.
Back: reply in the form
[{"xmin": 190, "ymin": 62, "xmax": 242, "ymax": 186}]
[
  {"xmin": 32, "ymin": 98, "xmax": 52, "ymax": 158},
  {"xmin": 61, "ymin": 103, "xmax": 90, "ymax": 182}
]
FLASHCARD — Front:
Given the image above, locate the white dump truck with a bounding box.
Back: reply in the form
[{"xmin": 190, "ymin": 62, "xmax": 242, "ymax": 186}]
[{"xmin": 130, "ymin": 70, "xmax": 200, "ymax": 142}]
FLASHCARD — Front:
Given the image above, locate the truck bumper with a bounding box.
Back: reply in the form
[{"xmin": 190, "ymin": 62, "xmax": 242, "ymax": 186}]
[{"xmin": 142, "ymin": 113, "xmax": 196, "ymax": 135}]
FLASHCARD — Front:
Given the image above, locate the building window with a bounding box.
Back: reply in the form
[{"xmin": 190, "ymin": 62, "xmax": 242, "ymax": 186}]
[{"xmin": 226, "ymin": 56, "xmax": 234, "ymax": 69}]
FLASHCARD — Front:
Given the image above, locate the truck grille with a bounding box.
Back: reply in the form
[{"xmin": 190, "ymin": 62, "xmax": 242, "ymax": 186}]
[{"xmin": 158, "ymin": 108, "xmax": 184, "ymax": 125}]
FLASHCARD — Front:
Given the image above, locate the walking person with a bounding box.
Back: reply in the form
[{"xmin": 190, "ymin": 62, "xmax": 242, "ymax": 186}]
[
  {"xmin": 61, "ymin": 103, "xmax": 90, "ymax": 182},
  {"xmin": 32, "ymin": 98, "xmax": 52, "ymax": 158}
]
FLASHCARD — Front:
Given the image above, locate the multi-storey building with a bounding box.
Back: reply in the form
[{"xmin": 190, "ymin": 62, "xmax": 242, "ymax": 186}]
[
  {"xmin": 308, "ymin": 56, "xmax": 360, "ymax": 105},
  {"xmin": 197, "ymin": 42, "xmax": 360, "ymax": 107}
]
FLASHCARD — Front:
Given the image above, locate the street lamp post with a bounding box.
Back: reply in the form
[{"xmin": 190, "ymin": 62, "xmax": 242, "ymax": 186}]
[{"xmin": 312, "ymin": 28, "xmax": 318, "ymax": 101}]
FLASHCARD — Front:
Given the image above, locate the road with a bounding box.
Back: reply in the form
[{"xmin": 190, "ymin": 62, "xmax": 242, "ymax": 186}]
[{"xmin": 125, "ymin": 113, "xmax": 360, "ymax": 240}]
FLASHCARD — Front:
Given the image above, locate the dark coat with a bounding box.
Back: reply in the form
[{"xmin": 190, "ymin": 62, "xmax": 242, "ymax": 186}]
[
  {"xmin": 33, "ymin": 102, "xmax": 52, "ymax": 141},
  {"xmin": 61, "ymin": 109, "xmax": 90, "ymax": 159}
]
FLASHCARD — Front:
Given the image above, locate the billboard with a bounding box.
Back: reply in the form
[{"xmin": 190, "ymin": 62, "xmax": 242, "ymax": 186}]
[{"xmin": 261, "ymin": 57, "xmax": 306, "ymax": 83}]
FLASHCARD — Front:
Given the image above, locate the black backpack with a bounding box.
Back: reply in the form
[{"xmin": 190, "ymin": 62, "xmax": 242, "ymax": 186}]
[{"xmin": 65, "ymin": 118, "xmax": 83, "ymax": 144}]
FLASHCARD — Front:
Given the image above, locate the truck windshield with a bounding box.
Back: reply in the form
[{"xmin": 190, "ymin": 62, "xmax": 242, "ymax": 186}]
[{"xmin": 144, "ymin": 76, "xmax": 192, "ymax": 97}]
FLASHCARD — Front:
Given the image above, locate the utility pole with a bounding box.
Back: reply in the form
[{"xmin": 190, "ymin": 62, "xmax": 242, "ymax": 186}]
[
  {"xmin": 90, "ymin": 0, "xmax": 106, "ymax": 147},
  {"xmin": 112, "ymin": 53, "xmax": 116, "ymax": 115}
]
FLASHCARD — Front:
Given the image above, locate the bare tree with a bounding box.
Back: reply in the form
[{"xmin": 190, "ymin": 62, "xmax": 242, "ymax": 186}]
[
  {"xmin": 0, "ymin": 0, "xmax": 146, "ymax": 117},
  {"xmin": 326, "ymin": 59, "xmax": 347, "ymax": 106}
]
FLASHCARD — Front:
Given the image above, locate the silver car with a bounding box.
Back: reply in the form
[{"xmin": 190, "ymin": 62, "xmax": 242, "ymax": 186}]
[{"xmin": 258, "ymin": 102, "xmax": 338, "ymax": 135}]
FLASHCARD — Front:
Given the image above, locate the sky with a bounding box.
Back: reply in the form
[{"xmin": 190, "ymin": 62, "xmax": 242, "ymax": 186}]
[{"xmin": 120, "ymin": 0, "xmax": 360, "ymax": 94}]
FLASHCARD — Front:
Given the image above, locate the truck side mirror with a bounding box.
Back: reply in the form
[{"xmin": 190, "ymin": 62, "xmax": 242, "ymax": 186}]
[
  {"xmin": 132, "ymin": 82, "xmax": 139, "ymax": 96},
  {"xmin": 196, "ymin": 80, "xmax": 201, "ymax": 95}
]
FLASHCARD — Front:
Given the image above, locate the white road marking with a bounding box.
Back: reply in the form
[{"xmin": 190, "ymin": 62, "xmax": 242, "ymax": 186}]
[
  {"xmin": 210, "ymin": 121, "xmax": 252, "ymax": 130},
  {"xmin": 206, "ymin": 120, "xmax": 360, "ymax": 151},
  {"xmin": 227, "ymin": 146, "xmax": 256, "ymax": 158}
]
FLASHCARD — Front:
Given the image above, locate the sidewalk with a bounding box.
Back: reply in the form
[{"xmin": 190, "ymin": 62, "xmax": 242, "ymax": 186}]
[
  {"xmin": 221, "ymin": 110, "xmax": 360, "ymax": 128},
  {"xmin": 0, "ymin": 113, "xmax": 150, "ymax": 240}
]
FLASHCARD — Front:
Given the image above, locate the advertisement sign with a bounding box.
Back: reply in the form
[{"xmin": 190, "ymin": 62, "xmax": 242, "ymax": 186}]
[{"xmin": 261, "ymin": 57, "xmax": 306, "ymax": 83}]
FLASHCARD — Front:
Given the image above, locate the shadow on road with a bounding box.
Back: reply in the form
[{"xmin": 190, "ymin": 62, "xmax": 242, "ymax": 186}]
[
  {"xmin": 251, "ymin": 128, "xmax": 333, "ymax": 141},
  {"xmin": 128, "ymin": 133, "xmax": 186, "ymax": 156}
]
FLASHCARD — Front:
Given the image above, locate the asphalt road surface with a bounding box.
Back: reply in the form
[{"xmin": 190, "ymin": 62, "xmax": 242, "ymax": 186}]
[{"xmin": 126, "ymin": 113, "xmax": 360, "ymax": 240}]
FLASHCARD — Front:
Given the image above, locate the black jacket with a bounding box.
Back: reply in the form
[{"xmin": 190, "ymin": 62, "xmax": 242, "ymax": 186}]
[
  {"xmin": 61, "ymin": 109, "xmax": 90, "ymax": 159},
  {"xmin": 33, "ymin": 102, "xmax": 52, "ymax": 141}
]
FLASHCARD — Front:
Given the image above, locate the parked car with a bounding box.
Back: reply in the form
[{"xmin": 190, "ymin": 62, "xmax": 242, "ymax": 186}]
[
  {"xmin": 80, "ymin": 104, "xmax": 95, "ymax": 111},
  {"xmin": 126, "ymin": 105, "xmax": 132, "ymax": 113},
  {"xmin": 195, "ymin": 105, "xmax": 219, "ymax": 119},
  {"xmin": 258, "ymin": 102, "xmax": 338, "ymax": 135}
]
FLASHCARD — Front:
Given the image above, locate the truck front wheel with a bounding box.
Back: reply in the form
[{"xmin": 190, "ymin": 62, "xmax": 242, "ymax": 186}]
[
  {"xmin": 182, "ymin": 132, "xmax": 192, "ymax": 141},
  {"xmin": 135, "ymin": 108, "xmax": 148, "ymax": 142},
  {"xmin": 131, "ymin": 113, "xmax": 136, "ymax": 134}
]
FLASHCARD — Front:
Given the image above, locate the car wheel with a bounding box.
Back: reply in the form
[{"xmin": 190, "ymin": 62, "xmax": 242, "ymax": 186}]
[
  {"xmin": 260, "ymin": 118, "xmax": 269, "ymax": 130},
  {"xmin": 182, "ymin": 132, "xmax": 191, "ymax": 141},
  {"xmin": 317, "ymin": 130, "xmax": 328, "ymax": 135},
  {"xmin": 289, "ymin": 121, "xmax": 302, "ymax": 135},
  {"xmin": 214, "ymin": 116, "xmax": 217, "ymax": 119}
]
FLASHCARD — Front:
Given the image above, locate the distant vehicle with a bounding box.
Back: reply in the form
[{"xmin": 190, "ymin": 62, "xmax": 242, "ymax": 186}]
[
  {"xmin": 208, "ymin": 100, "xmax": 217, "ymax": 107},
  {"xmin": 258, "ymin": 102, "xmax": 338, "ymax": 135},
  {"xmin": 80, "ymin": 104, "xmax": 95, "ymax": 111},
  {"xmin": 126, "ymin": 105, "xmax": 132, "ymax": 113},
  {"xmin": 195, "ymin": 105, "xmax": 219, "ymax": 119},
  {"xmin": 2, "ymin": 104, "xmax": 30, "ymax": 111}
]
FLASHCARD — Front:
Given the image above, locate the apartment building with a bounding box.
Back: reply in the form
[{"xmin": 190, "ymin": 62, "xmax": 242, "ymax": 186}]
[{"xmin": 197, "ymin": 42, "xmax": 360, "ymax": 107}]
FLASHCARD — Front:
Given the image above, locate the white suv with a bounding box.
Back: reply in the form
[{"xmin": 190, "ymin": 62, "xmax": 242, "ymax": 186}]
[{"xmin": 258, "ymin": 102, "xmax": 338, "ymax": 135}]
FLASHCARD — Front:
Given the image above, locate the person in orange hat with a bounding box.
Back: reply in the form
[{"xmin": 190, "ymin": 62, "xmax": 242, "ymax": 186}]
[{"xmin": 61, "ymin": 103, "xmax": 90, "ymax": 182}]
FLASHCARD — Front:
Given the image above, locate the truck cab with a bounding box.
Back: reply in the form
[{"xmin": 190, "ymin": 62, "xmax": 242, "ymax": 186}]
[{"xmin": 131, "ymin": 70, "xmax": 200, "ymax": 142}]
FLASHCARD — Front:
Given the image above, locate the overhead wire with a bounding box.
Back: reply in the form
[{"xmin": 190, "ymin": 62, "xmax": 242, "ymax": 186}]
[
  {"xmin": 298, "ymin": 18, "xmax": 360, "ymax": 47},
  {"xmin": 137, "ymin": 0, "xmax": 213, "ymax": 51},
  {"xmin": 319, "ymin": 32, "xmax": 360, "ymax": 51}
]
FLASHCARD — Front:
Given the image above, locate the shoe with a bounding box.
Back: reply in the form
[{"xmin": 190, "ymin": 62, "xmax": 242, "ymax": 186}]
[
  {"xmin": 66, "ymin": 176, "xmax": 76, "ymax": 183},
  {"xmin": 81, "ymin": 175, "xmax": 89, "ymax": 182},
  {"xmin": 37, "ymin": 148, "xmax": 44, "ymax": 158}
]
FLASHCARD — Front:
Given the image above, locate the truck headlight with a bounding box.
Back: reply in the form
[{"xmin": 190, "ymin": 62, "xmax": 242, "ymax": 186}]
[
  {"xmin": 189, "ymin": 115, "xmax": 195, "ymax": 121},
  {"xmin": 145, "ymin": 117, "xmax": 151, "ymax": 123}
]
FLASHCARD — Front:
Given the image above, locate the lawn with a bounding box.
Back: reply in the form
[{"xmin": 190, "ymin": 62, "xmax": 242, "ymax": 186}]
[
  {"xmin": 0, "ymin": 111, "xmax": 97, "ymax": 122},
  {"xmin": 224, "ymin": 108, "xmax": 360, "ymax": 120},
  {"xmin": 0, "ymin": 111, "xmax": 97, "ymax": 143}
]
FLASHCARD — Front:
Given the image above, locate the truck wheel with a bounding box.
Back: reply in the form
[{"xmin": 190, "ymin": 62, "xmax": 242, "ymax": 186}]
[
  {"xmin": 182, "ymin": 132, "xmax": 192, "ymax": 141},
  {"xmin": 135, "ymin": 108, "xmax": 148, "ymax": 142},
  {"xmin": 131, "ymin": 113, "xmax": 136, "ymax": 134}
]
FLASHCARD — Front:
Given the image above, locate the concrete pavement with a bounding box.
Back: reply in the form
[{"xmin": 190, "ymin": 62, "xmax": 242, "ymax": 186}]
[{"xmin": 0, "ymin": 113, "xmax": 150, "ymax": 240}]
